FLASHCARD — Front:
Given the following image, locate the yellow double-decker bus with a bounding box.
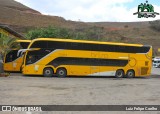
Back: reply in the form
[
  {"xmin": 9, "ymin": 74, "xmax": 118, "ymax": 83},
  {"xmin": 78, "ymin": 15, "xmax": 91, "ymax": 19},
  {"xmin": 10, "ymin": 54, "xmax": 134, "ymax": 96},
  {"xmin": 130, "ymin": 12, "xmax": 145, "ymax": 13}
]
[
  {"xmin": 22, "ymin": 38, "xmax": 152, "ymax": 78},
  {"xmin": 4, "ymin": 40, "xmax": 31, "ymax": 72}
]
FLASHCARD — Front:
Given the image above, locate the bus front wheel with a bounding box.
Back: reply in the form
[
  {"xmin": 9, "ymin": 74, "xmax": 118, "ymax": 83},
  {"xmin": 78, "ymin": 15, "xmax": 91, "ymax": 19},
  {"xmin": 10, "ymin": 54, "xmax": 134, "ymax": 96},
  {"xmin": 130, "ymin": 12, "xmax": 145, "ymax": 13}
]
[
  {"xmin": 126, "ymin": 70, "xmax": 135, "ymax": 78},
  {"xmin": 56, "ymin": 68, "xmax": 67, "ymax": 78},
  {"xmin": 43, "ymin": 68, "xmax": 54, "ymax": 77},
  {"xmin": 115, "ymin": 69, "xmax": 124, "ymax": 78}
]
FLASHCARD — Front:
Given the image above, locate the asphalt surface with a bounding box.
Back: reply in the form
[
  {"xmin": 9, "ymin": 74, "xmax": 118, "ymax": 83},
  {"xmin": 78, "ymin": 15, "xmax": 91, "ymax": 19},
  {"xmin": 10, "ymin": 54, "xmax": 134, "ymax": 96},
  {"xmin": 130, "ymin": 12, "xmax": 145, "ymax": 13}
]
[
  {"xmin": 0, "ymin": 68, "xmax": 160, "ymax": 114},
  {"xmin": 151, "ymin": 67, "xmax": 160, "ymax": 75}
]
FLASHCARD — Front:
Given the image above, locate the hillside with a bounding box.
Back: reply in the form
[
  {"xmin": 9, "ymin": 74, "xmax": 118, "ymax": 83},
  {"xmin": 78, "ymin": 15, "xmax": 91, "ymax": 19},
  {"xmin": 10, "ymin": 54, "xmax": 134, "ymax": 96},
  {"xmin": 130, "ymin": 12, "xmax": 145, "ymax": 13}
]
[
  {"xmin": 0, "ymin": 0, "xmax": 160, "ymax": 55},
  {"xmin": 0, "ymin": 0, "xmax": 40, "ymax": 14}
]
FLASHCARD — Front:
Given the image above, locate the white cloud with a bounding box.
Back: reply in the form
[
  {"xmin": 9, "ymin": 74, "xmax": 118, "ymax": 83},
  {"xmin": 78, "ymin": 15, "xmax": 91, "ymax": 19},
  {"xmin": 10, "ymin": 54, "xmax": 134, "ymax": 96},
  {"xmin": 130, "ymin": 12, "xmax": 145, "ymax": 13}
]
[{"xmin": 14, "ymin": 0, "xmax": 160, "ymax": 22}]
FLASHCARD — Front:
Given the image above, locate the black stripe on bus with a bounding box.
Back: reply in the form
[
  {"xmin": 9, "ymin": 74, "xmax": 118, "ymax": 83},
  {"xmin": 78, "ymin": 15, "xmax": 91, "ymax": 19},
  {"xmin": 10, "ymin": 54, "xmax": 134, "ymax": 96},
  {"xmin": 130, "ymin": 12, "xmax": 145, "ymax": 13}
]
[
  {"xmin": 47, "ymin": 57, "xmax": 129, "ymax": 68},
  {"xmin": 30, "ymin": 41, "xmax": 151, "ymax": 53}
]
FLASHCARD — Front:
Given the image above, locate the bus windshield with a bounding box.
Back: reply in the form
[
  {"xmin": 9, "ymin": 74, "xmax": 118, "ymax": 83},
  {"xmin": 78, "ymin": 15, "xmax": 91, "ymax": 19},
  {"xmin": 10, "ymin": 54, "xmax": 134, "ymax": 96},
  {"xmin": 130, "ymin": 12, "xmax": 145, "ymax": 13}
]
[
  {"xmin": 4, "ymin": 40, "xmax": 31, "ymax": 72},
  {"xmin": 10, "ymin": 41, "xmax": 31, "ymax": 50}
]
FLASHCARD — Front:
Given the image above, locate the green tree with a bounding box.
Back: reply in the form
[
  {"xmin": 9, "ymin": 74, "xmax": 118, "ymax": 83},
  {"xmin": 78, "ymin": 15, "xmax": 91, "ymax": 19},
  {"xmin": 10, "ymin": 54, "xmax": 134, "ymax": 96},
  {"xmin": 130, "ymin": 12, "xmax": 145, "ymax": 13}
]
[
  {"xmin": 26, "ymin": 26, "xmax": 72, "ymax": 40},
  {"xmin": 0, "ymin": 34, "xmax": 16, "ymax": 55},
  {"xmin": 25, "ymin": 26, "xmax": 105, "ymax": 41}
]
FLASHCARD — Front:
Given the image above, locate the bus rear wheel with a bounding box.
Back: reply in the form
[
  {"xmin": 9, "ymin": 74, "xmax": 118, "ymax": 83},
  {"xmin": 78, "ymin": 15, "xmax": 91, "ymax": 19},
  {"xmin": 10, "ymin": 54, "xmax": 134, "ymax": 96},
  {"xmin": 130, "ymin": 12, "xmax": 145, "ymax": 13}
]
[
  {"xmin": 115, "ymin": 69, "xmax": 124, "ymax": 78},
  {"xmin": 126, "ymin": 70, "xmax": 135, "ymax": 78},
  {"xmin": 43, "ymin": 68, "xmax": 54, "ymax": 77},
  {"xmin": 56, "ymin": 68, "xmax": 67, "ymax": 78}
]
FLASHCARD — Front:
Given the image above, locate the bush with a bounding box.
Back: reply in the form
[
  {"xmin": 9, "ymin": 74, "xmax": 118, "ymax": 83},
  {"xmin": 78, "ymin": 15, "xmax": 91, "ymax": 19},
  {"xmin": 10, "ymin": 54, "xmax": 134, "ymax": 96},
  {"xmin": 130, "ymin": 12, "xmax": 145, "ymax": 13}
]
[
  {"xmin": 26, "ymin": 26, "xmax": 105, "ymax": 41},
  {"xmin": 124, "ymin": 25, "xmax": 128, "ymax": 28},
  {"xmin": 26, "ymin": 26, "xmax": 72, "ymax": 40},
  {"xmin": 0, "ymin": 34, "xmax": 16, "ymax": 55}
]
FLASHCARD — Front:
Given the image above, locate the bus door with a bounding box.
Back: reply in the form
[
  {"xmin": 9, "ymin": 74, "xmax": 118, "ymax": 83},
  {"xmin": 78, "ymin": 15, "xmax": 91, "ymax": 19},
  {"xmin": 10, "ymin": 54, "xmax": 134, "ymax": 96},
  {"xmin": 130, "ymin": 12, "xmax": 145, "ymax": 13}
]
[{"xmin": 90, "ymin": 53, "xmax": 99, "ymax": 76}]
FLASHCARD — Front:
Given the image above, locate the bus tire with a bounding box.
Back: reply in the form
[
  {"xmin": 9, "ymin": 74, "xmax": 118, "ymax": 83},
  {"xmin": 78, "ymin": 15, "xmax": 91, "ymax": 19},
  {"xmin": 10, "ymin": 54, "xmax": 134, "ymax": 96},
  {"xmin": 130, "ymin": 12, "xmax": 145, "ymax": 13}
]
[
  {"xmin": 115, "ymin": 69, "xmax": 124, "ymax": 78},
  {"xmin": 56, "ymin": 68, "xmax": 67, "ymax": 78},
  {"xmin": 43, "ymin": 67, "xmax": 54, "ymax": 77},
  {"xmin": 126, "ymin": 70, "xmax": 135, "ymax": 78}
]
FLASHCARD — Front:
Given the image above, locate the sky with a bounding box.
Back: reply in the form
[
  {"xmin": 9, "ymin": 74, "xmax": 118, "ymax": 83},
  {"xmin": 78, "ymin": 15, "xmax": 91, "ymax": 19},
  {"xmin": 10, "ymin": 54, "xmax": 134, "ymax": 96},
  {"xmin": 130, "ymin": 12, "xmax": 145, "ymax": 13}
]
[{"xmin": 14, "ymin": 0, "xmax": 160, "ymax": 22}]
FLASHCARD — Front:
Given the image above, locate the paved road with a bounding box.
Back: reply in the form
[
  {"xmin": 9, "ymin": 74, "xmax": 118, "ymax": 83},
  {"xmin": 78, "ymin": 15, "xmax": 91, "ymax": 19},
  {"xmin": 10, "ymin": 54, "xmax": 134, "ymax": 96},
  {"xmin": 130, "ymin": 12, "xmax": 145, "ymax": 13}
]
[
  {"xmin": 151, "ymin": 67, "xmax": 160, "ymax": 75},
  {"xmin": 0, "ymin": 68, "xmax": 159, "ymax": 114}
]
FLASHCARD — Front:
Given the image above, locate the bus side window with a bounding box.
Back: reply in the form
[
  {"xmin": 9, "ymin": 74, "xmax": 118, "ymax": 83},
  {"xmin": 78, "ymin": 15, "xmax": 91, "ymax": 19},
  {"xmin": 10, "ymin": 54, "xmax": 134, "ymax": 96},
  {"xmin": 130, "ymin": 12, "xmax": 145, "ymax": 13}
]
[
  {"xmin": 70, "ymin": 42, "xmax": 83, "ymax": 50},
  {"xmin": 31, "ymin": 41, "xmax": 48, "ymax": 48},
  {"xmin": 84, "ymin": 43, "xmax": 99, "ymax": 51}
]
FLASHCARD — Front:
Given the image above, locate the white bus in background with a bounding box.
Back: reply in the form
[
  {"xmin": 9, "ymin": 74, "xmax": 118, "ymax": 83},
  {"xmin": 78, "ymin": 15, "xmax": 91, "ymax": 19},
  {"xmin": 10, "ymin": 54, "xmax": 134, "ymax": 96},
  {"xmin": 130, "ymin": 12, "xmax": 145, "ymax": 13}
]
[{"xmin": 153, "ymin": 57, "xmax": 160, "ymax": 68}]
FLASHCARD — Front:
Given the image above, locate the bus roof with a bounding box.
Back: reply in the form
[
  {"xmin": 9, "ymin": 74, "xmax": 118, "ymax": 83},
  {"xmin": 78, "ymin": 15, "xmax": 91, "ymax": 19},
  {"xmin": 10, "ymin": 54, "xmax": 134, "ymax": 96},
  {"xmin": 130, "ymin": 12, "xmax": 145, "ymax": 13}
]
[
  {"xmin": 31, "ymin": 38, "xmax": 145, "ymax": 47},
  {"xmin": 10, "ymin": 40, "xmax": 31, "ymax": 49}
]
